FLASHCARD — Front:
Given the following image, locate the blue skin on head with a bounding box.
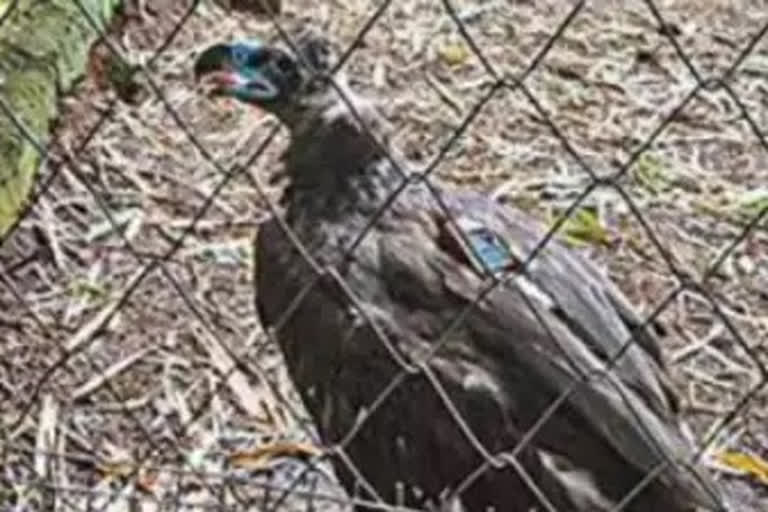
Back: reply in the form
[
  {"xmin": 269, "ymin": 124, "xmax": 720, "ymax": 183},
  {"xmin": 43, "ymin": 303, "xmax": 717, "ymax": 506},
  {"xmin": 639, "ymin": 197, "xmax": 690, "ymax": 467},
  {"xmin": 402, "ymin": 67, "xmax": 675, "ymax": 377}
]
[
  {"xmin": 228, "ymin": 41, "xmax": 281, "ymax": 102},
  {"xmin": 199, "ymin": 39, "xmax": 282, "ymax": 102},
  {"xmin": 197, "ymin": 37, "xmax": 308, "ymax": 109}
]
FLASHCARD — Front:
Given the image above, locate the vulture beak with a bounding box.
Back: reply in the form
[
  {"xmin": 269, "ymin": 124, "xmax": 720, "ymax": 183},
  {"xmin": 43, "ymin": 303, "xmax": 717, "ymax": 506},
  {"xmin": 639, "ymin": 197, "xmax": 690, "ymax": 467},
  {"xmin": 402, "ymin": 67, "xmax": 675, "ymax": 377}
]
[{"xmin": 194, "ymin": 44, "xmax": 240, "ymax": 95}]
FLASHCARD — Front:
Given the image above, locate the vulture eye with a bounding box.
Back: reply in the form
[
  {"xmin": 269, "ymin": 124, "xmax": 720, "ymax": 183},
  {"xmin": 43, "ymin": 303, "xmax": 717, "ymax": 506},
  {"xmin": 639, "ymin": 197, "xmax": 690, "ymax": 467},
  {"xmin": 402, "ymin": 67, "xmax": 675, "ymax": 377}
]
[
  {"xmin": 275, "ymin": 54, "xmax": 295, "ymax": 74},
  {"xmin": 247, "ymin": 51, "xmax": 268, "ymax": 69},
  {"xmin": 231, "ymin": 45, "xmax": 252, "ymax": 68}
]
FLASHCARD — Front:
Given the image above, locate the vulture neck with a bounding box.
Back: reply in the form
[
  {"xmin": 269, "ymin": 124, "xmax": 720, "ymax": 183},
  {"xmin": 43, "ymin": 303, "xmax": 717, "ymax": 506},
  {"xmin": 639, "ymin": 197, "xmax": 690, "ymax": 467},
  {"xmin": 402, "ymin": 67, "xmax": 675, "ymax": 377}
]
[{"xmin": 279, "ymin": 84, "xmax": 404, "ymax": 222}]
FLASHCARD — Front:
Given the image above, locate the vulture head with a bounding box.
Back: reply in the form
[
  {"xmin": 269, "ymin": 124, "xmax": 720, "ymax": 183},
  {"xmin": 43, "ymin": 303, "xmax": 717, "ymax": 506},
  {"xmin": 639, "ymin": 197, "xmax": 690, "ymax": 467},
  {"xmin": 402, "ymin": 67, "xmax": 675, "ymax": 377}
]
[{"xmin": 194, "ymin": 34, "xmax": 338, "ymax": 124}]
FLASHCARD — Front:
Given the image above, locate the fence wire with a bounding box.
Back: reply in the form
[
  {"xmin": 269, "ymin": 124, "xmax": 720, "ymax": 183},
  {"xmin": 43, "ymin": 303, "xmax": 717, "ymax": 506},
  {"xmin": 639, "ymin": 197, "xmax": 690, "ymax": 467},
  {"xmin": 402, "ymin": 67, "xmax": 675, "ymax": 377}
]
[{"xmin": 1, "ymin": 0, "xmax": 767, "ymax": 511}]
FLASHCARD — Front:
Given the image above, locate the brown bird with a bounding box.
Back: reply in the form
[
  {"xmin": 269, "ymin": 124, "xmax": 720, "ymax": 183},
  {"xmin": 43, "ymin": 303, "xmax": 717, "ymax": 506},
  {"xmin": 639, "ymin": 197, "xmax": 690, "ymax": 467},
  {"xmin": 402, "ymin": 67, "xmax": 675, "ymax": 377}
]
[{"xmin": 194, "ymin": 34, "xmax": 725, "ymax": 511}]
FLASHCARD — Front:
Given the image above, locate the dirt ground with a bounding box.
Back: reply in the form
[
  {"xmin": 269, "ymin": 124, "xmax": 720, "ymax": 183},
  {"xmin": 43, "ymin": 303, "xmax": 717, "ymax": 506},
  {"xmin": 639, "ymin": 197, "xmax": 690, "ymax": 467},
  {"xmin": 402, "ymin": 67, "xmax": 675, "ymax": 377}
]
[{"xmin": 1, "ymin": 0, "xmax": 767, "ymax": 510}]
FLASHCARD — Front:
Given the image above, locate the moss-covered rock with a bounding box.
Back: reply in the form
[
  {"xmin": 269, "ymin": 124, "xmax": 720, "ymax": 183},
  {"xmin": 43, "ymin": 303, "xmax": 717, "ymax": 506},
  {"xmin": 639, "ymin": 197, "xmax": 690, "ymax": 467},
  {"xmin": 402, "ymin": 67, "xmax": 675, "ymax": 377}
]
[{"xmin": 0, "ymin": 0, "xmax": 122, "ymax": 238}]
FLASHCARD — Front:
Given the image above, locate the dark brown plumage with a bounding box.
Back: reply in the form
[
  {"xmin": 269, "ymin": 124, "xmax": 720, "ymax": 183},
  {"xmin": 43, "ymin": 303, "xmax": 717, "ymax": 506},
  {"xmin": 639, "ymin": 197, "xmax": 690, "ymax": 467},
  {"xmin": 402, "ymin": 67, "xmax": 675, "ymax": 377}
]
[{"xmin": 195, "ymin": 34, "xmax": 725, "ymax": 511}]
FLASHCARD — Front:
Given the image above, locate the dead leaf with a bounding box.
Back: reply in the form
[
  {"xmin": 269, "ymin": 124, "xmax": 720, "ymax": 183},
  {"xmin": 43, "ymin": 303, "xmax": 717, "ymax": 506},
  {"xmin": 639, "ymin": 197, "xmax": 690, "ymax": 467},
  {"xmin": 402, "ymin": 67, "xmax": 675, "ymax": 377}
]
[
  {"xmin": 716, "ymin": 450, "xmax": 768, "ymax": 486},
  {"xmin": 136, "ymin": 471, "xmax": 159, "ymax": 495},
  {"xmin": 97, "ymin": 460, "xmax": 159, "ymax": 494},
  {"xmin": 229, "ymin": 441, "xmax": 323, "ymax": 470},
  {"xmin": 97, "ymin": 460, "xmax": 135, "ymax": 479}
]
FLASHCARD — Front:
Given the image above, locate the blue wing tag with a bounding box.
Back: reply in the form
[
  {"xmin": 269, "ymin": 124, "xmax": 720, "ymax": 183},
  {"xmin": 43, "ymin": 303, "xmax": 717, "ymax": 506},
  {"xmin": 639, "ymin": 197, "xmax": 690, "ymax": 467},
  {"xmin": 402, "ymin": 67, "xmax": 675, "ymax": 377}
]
[{"xmin": 442, "ymin": 216, "xmax": 519, "ymax": 276}]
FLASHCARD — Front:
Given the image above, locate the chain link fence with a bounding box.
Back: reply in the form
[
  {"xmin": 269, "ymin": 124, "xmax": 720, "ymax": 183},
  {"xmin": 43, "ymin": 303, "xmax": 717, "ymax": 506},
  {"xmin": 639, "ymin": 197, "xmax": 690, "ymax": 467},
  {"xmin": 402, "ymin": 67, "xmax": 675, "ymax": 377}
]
[{"xmin": 1, "ymin": 0, "xmax": 767, "ymax": 510}]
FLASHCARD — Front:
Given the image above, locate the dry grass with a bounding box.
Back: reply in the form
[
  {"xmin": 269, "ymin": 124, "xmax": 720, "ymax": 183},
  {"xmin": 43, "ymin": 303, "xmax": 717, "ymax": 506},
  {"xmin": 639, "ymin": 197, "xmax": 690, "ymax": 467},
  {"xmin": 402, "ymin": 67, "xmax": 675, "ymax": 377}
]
[{"xmin": 1, "ymin": 0, "xmax": 767, "ymax": 510}]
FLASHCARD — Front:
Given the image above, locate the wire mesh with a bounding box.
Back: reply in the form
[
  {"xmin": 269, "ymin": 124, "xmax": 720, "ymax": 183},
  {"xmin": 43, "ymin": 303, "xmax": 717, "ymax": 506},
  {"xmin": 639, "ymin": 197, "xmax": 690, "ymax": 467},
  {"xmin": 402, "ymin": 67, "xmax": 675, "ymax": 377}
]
[{"xmin": 1, "ymin": 0, "xmax": 767, "ymax": 511}]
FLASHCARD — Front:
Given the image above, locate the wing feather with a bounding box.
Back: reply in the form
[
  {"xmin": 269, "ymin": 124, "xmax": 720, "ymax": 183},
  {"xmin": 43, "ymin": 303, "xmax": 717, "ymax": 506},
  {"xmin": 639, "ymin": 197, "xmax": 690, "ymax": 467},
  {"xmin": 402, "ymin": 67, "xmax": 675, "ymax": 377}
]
[{"xmin": 376, "ymin": 196, "xmax": 720, "ymax": 509}]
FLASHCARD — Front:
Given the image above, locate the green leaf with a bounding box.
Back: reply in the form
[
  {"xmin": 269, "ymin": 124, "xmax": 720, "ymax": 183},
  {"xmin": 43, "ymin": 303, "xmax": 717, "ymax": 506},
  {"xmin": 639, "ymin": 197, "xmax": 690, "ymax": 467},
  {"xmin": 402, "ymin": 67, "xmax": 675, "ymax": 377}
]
[
  {"xmin": 553, "ymin": 206, "xmax": 612, "ymax": 247},
  {"xmin": 631, "ymin": 152, "xmax": 669, "ymax": 194},
  {"xmin": 69, "ymin": 278, "xmax": 109, "ymax": 299},
  {"xmin": 734, "ymin": 187, "xmax": 768, "ymax": 218},
  {"xmin": 438, "ymin": 42, "xmax": 470, "ymax": 66}
]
